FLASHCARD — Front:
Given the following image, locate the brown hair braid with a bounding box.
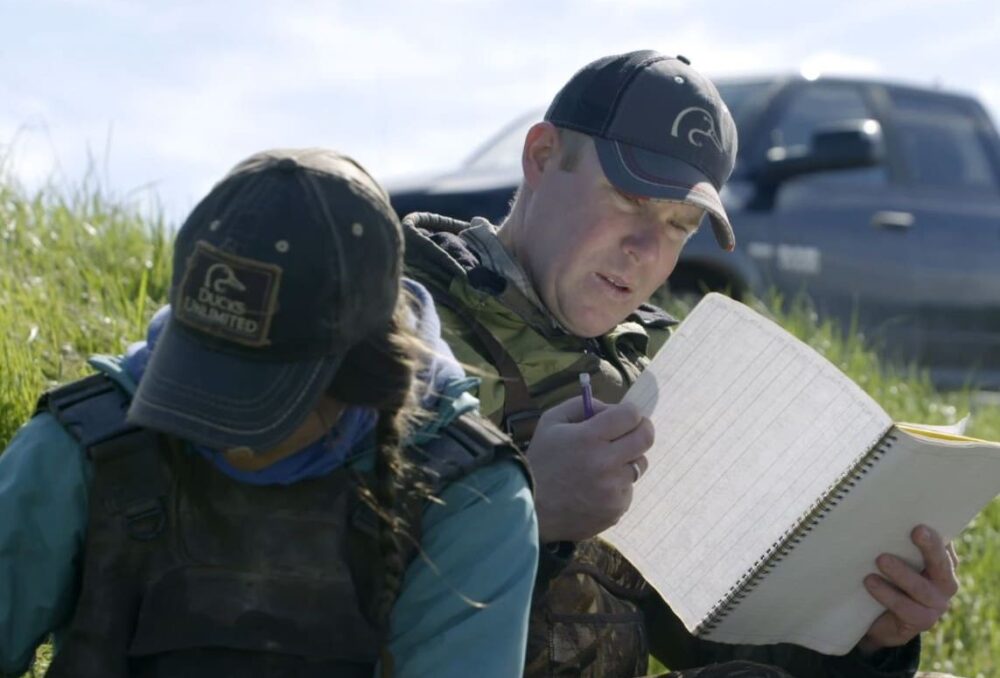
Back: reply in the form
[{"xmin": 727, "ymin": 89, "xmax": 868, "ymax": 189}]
[{"xmin": 326, "ymin": 291, "xmax": 430, "ymax": 638}]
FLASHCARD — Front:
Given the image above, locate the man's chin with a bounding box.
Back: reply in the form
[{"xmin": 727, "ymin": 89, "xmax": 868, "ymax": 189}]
[{"xmin": 562, "ymin": 311, "xmax": 630, "ymax": 339}]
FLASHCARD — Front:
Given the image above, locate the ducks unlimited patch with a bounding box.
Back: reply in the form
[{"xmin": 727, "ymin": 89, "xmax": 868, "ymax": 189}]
[{"xmin": 175, "ymin": 240, "xmax": 282, "ymax": 347}]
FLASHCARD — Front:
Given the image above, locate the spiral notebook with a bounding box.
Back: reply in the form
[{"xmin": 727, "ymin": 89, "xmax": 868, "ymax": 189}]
[{"xmin": 602, "ymin": 293, "xmax": 1000, "ymax": 655}]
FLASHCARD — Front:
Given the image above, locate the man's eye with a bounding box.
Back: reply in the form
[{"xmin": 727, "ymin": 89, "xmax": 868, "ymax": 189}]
[{"xmin": 668, "ymin": 221, "xmax": 689, "ymax": 235}]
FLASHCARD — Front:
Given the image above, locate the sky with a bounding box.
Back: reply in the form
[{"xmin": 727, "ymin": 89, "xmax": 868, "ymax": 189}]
[{"xmin": 2, "ymin": 0, "xmax": 999, "ymax": 225}]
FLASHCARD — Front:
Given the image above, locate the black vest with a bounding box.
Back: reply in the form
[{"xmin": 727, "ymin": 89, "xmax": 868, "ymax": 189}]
[{"xmin": 39, "ymin": 373, "xmax": 526, "ymax": 678}]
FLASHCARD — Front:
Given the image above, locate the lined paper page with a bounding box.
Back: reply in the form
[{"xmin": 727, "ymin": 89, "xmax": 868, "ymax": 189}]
[
  {"xmin": 602, "ymin": 294, "xmax": 892, "ymax": 632},
  {"xmin": 705, "ymin": 428, "xmax": 1000, "ymax": 654}
]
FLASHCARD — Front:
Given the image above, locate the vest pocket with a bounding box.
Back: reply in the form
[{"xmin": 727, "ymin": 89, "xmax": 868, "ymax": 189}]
[
  {"xmin": 545, "ymin": 609, "xmax": 648, "ymax": 677},
  {"xmin": 526, "ymin": 540, "xmax": 651, "ymax": 677}
]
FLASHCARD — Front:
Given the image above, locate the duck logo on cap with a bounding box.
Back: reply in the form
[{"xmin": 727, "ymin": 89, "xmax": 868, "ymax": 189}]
[
  {"xmin": 206, "ymin": 263, "xmax": 248, "ymax": 295},
  {"xmin": 175, "ymin": 241, "xmax": 282, "ymax": 348},
  {"xmin": 670, "ymin": 106, "xmax": 724, "ymax": 153}
]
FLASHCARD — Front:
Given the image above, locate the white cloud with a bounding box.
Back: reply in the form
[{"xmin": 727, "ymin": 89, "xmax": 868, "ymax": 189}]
[
  {"xmin": 0, "ymin": 90, "xmax": 73, "ymax": 190},
  {"xmin": 0, "ymin": 134, "xmax": 59, "ymax": 188},
  {"xmin": 798, "ymin": 51, "xmax": 883, "ymax": 80},
  {"xmin": 933, "ymin": 10, "xmax": 1000, "ymax": 58},
  {"xmin": 584, "ymin": 0, "xmax": 689, "ymax": 6}
]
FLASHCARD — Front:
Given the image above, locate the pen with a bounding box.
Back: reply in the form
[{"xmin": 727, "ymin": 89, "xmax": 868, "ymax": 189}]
[{"xmin": 580, "ymin": 372, "xmax": 594, "ymax": 419}]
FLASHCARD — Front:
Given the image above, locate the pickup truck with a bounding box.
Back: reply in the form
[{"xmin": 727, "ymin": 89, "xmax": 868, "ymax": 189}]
[{"xmin": 388, "ymin": 75, "xmax": 1000, "ymax": 389}]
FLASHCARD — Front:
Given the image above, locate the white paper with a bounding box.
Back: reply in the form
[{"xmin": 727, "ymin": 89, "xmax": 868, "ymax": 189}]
[
  {"xmin": 603, "ymin": 294, "xmax": 893, "ymax": 639},
  {"xmin": 705, "ymin": 427, "xmax": 1000, "ymax": 653}
]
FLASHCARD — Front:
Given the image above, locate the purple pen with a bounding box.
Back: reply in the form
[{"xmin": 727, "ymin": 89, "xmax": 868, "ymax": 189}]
[{"xmin": 580, "ymin": 372, "xmax": 595, "ymax": 419}]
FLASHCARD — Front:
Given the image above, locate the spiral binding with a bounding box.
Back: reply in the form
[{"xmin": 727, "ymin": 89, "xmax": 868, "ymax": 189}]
[{"xmin": 694, "ymin": 428, "xmax": 899, "ymax": 636}]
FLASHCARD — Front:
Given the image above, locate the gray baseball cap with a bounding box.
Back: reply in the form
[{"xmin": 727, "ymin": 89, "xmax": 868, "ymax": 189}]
[
  {"xmin": 545, "ymin": 50, "xmax": 739, "ymax": 251},
  {"xmin": 128, "ymin": 148, "xmax": 403, "ymax": 451}
]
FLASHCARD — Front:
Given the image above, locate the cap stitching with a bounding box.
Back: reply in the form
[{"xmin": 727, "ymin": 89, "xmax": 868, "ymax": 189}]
[
  {"xmin": 144, "ymin": 348, "xmax": 305, "ymax": 408},
  {"xmin": 601, "ymin": 54, "xmax": 673, "ymax": 136},
  {"xmin": 614, "ymin": 132, "xmax": 721, "ymax": 184},
  {"xmin": 133, "ymin": 359, "xmax": 327, "ymax": 434}
]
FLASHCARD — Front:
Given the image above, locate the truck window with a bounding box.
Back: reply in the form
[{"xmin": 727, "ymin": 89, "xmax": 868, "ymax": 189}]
[
  {"xmin": 464, "ymin": 110, "xmax": 541, "ymax": 172},
  {"xmin": 768, "ymin": 84, "xmax": 888, "ymax": 187},
  {"xmin": 716, "ymin": 80, "xmax": 771, "ymax": 131},
  {"xmin": 888, "ymin": 90, "xmax": 998, "ymax": 192}
]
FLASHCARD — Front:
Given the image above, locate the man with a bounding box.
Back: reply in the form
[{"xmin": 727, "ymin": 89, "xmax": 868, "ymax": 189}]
[{"xmin": 404, "ymin": 50, "xmax": 958, "ymax": 677}]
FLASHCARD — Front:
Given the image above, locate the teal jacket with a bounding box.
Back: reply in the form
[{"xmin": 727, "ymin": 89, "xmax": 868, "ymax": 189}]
[{"xmin": 0, "ymin": 356, "xmax": 538, "ymax": 677}]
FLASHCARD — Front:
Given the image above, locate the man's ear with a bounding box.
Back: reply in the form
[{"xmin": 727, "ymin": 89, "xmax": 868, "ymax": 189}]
[{"xmin": 522, "ymin": 122, "xmax": 560, "ymax": 191}]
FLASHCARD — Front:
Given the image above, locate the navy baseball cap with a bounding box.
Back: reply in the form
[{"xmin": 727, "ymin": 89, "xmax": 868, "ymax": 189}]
[
  {"xmin": 545, "ymin": 50, "xmax": 739, "ymax": 251},
  {"xmin": 128, "ymin": 148, "xmax": 403, "ymax": 451}
]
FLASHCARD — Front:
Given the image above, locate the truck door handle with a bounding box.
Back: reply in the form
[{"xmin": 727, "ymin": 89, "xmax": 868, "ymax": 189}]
[{"xmin": 871, "ymin": 211, "xmax": 915, "ymax": 230}]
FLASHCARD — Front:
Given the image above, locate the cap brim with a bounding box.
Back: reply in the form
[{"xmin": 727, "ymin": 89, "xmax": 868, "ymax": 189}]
[
  {"xmin": 594, "ymin": 138, "xmax": 735, "ymax": 251},
  {"xmin": 127, "ymin": 318, "xmax": 344, "ymax": 451}
]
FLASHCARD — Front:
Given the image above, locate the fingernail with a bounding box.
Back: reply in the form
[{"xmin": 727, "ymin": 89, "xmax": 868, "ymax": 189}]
[
  {"xmin": 866, "ymin": 575, "xmax": 881, "ymax": 588},
  {"xmin": 917, "ymin": 526, "xmax": 930, "ymax": 543}
]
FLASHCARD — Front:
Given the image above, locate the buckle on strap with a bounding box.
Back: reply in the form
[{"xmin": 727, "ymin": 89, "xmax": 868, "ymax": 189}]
[
  {"xmin": 504, "ymin": 409, "xmax": 542, "ymax": 445},
  {"xmin": 89, "ymin": 427, "xmax": 170, "ymax": 541},
  {"xmin": 124, "ymin": 498, "xmax": 167, "ymax": 541}
]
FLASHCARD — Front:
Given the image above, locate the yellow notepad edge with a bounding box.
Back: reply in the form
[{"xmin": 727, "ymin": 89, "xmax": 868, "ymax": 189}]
[{"xmin": 896, "ymin": 422, "xmax": 990, "ymax": 444}]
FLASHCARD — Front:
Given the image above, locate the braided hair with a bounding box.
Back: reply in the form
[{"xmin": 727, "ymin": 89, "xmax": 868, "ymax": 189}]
[{"xmin": 326, "ymin": 291, "xmax": 429, "ymax": 640}]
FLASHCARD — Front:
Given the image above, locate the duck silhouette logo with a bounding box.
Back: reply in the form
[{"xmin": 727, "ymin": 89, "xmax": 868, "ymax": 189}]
[
  {"xmin": 670, "ymin": 107, "xmax": 724, "ymax": 153},
  {"xmin": 205, "ymin": 263, "xmax": 247, "ymax": 295},
  {"xmin": 176, "ymin": 241, "xmax": 282, "ymax": 347}
]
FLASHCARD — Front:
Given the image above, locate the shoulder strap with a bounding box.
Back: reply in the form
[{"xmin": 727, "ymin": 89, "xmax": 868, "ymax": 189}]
[
  {"xmin": 407, "ymin": 411, "xmax": 528, "ymax": 493},
  {"xmin": 36, "ymin": 373, "xmax": 170, "ymax": 541},
  {"xmin": 424, "ymin": 286, "xmax": 541, "ymax": 444},
  {"xmin": 36, "ymin": 373, "xmax": 134, "ymax": 448}
]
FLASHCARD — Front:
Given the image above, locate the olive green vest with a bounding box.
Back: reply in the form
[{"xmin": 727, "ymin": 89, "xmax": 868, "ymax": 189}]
[
  {"xmin": 403, "ymin": 213, "xmax": 675, "ymax": 437},
  {"xmin": 405, "ymin": 213, "xmax": 675, "ymax": 677}
]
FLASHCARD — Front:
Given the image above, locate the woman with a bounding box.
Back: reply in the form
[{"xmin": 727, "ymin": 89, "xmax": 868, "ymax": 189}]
[{"xmin": 0, "ymin": 149, "xmax": 537, "ymax": 677}]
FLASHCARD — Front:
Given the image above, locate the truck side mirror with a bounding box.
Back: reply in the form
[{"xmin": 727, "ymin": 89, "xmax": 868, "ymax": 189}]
[{"xmin": 757, "ymin": 119, "xmax": 885, "ymax": 185}]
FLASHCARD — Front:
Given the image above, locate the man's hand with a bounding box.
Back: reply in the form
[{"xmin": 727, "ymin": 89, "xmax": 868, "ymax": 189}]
[
  {"xmin": 527, "ymin": 396, "xmax": 653, "ymax": 543},
  {"xmin": 857, "ymin": 525, "xmax": 960, "ymax": 654}
]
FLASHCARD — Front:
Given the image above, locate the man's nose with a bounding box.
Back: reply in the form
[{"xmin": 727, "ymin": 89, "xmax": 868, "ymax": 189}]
[{"xmin": 622, "ymin": 223, "xmax": 660, "ymax": 265}]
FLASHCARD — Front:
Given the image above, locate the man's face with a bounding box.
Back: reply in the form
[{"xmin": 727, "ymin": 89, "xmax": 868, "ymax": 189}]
[{"xmin": 517, "ymin": 132, "xmax": 704, "ymax": 337}]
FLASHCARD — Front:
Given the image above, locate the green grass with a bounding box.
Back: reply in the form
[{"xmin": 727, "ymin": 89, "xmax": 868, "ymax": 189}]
[
  {"xmin": 0, "ymin": 173, "xmax": 171, "ymax": 447},
  {"xmin": 1, "ymin": 175, "xmax": 997, "ymax": 678}
]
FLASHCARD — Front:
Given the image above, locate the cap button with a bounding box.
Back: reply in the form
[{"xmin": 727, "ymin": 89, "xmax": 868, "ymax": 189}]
[
  {"xmin": 274, "ymin": 158, "xmax": 299, "ymax": 172},
  {"xmin": 676, "ymin": 54, "xmax": 691, "ymax": 65}
]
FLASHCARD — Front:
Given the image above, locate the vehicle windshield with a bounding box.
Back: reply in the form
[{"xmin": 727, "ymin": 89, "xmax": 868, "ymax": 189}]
[
  {"xmin": 462, "ymin": 110, "xmax": 541, "ymax": 172},
  {"xmin": 714, "ymin": 79, "xmax": 772, "ymax": 131}
]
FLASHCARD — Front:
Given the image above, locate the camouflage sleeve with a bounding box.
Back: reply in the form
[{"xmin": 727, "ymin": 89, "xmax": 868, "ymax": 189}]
[{"xmin": 641, "ymin": 593, "xmax": 920, "ymax": 678}]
